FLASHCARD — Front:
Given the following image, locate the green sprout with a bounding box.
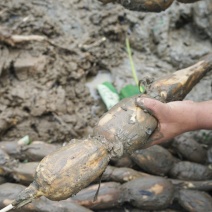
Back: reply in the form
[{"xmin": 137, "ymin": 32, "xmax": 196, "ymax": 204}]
[{"xmin": 125, "ymin": 37, "xmax": 145, "ymax": 93}]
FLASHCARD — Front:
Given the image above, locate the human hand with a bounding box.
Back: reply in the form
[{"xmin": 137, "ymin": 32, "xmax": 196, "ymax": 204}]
[
  {"xmin": 136, "ymin": 97, "xmax": 199, "ymax": 146},
  {"xmin": 98, "ymin": 0, "xmax": 200, "ymax": 12}
]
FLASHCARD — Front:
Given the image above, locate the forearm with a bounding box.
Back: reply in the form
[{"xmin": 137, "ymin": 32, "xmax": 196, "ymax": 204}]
[
  {"xmin": 194, "ymin": 101, "xmax": 212, "ymax": 130},
  {"xmin": 136, "ymin": 97, "xmax": 211, "ymax": 145},
  {"xmin": 168, "ymin": 100, "xmax": 212, "ymax": 133}
]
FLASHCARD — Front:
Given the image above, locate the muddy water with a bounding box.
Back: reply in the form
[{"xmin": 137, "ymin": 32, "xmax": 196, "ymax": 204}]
[{"xmin": 0, "ymin": 0, "xmax": 211, "ymax": 144}]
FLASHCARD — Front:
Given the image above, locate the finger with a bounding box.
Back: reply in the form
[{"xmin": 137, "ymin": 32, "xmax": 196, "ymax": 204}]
[
  {"xmin": 143, "ymin": 129, "xmax": 165, "ymax": 148},
  {"xmin": 136, "ymin": 97, "xmax": 169, "ymax": 121}
]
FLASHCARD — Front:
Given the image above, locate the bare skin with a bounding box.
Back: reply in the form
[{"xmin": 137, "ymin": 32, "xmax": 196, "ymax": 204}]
[{"xmin": 136, "ymin": 97, "xmax": 212, "ymax": 146}]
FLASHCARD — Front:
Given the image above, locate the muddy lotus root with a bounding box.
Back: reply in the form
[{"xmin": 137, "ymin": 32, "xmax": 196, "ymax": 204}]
[
  {"xmin": 177, "ymin": 189, "xmax": 212, "ymax": 212},
  {"xmin": 131, "ymin": 145, "xmax": 177, "ymax": 176}
]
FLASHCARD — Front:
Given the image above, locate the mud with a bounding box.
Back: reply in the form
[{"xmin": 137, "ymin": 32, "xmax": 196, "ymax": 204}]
[{"xmin": 0, "ymin": 0, "xmax": 211, "ymax": 143}]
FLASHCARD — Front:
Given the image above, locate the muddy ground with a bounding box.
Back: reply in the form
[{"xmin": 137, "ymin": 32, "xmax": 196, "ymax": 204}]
[{"xmin": 0, "ymin": 0, "xmax": 211, "ymax": 143}]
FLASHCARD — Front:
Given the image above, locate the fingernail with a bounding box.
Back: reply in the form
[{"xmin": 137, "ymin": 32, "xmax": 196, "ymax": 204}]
[
  {"xmin": 136, "ymin": 97, "xmax": 154, "ymax": 115},
  {"xmin": 136, "ymin": 97, "xmax": 149, "ymax": 113},
  {"xmin": 136, "ymin": 97, "xmax": 145, "ymax": 107}
]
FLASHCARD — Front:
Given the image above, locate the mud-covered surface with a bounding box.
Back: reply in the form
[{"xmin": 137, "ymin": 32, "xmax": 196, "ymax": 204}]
[{"xmin": 0, "ymin": 0, "xmax": 211, "ymax": 143}]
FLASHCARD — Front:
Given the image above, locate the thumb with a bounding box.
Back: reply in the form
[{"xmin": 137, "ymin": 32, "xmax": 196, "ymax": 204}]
[{"xmin": 136, "ymin": 97, "xmax": 168, "ymax": 120}]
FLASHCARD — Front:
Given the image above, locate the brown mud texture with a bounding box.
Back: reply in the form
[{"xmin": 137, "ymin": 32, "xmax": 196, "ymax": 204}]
[{"xmin": 0, "ymin": 0, "xmax": 212, "ymax": 212}]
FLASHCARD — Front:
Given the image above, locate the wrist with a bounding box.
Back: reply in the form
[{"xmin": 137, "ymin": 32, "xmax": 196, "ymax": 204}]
[
  {"xmin": 178, "ymin": 101, "xmax": 212, "ymax": 132},
  {"xmin": 194, "ymin": 101, "xmax": 212, "ymax": 130},
  {"xmin": 168, "ymin": 101, "xmax": 199, "ymax": 134},
  {"xmin": 182, "ymin": 102, "xmax": 199, "ymax": 132}
]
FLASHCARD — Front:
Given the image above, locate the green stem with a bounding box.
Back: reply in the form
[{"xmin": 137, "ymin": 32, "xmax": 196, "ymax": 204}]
[
  {"xmin": 126, "ymin": 37, "xmax": 138, "ymax": 85},
  {"xmin": 126, "ymin": 37, "xmax": 145, "ymax": 93}
]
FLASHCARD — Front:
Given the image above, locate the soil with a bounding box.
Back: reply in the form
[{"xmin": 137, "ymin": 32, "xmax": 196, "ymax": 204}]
[{"xmin": 0, "ymin": 1, "xmax": 211, "ymax": 144}]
